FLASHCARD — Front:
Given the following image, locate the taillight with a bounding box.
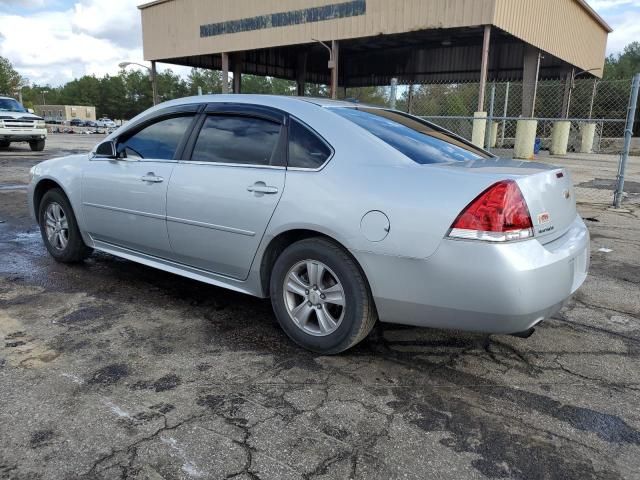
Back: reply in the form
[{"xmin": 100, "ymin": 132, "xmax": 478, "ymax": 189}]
[{"xmin": 448, "ymin": 180, "xmax": 533, "ymax": 242}]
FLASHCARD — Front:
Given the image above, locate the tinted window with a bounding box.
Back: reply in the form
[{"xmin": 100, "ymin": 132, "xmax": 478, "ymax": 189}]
[
  {"xmin": 332, "ymin": 107, "xmax": 487, "ymax": 164},
  {"xmin": 118, "ymin": 115, "xmax": 193, "ymax": 160},
  {"xmin": 0, "ymin": 98, "xmax": 26, "ymax": 113},
  {"xmin": 191, "ymin": 115, "xmax": 281, "ymax": 165},
  {"xmin": 288, "ymin": 119, "xmax": 332, "ymax": 169}
]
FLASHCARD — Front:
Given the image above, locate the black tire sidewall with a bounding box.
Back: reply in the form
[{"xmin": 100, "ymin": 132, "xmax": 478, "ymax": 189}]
[
  {"xmin": 270, "ymin": 239, "xmax": 368, "ymax": 354},
  {"xmin": 30, "ymin": 140, "xmax": 45, "ymax": 152},
  {"xmin": 38, "ymin": 189, "xmax": 87, "ymax": 262}
]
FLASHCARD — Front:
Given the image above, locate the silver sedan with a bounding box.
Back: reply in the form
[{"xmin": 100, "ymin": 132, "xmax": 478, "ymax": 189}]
[{"xmin": 28, "ymin": 95, "xmax": 589, "ymax": 353}]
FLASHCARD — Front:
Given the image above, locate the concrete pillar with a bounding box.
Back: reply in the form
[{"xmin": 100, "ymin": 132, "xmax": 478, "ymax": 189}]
[
  {"xmin": 150, "ymin": 61, "xmax": 158, "ymax": 105},
  {"xmin": 514, "ymin": 119, "xmax": 538, "ymax": 160},
  {"xmin": 296, "ymin": 52, "xmax": 307, "ymax": 96},
  {"xmin": 478, "ymin": 25, "xmax": 491, "ymax": 112},
  {"xmin": 579, "ymin": 122, "xmax": 597, "ymax": 153},
  {"xmin": 550, "ymin": 120, "xmax": 571, "ymax": 155},
  {"xmin": 330, "ymin": 40, "xmax": 339, "ymax": 100},
  {"xmin": 221, "ymin": 52, "xmax": 230, "ymax": 94},
  {"xmin": 521, "ymin": 45, "xmax": 541, "ymax": 118},
  {"xmin": 489, "ymin": 122, "xmax": 499, "ymax": 148},
  {"xmin": 471, "ymin": 112, "xmax": 487, "ymax": 148},
  {"xmin": 232, "ymin": 53, "xmax": 243, "ymax": 94}
]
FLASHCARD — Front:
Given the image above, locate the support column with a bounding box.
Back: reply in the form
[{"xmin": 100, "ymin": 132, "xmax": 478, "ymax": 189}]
[
  {"xmin": 472, "ymin": 25, "xmax": 491, "ymax": 147},
  {"xmin": 521, "ymin": 45, "xmax": 541, "ymax": 117},
  {"xmin": 514, "ymin": 119, "xmax": 538, "ymax": 160},
  {"xmin": 232, "ymin": 53, "xmax": 243, "ymax": 94},
  {"xmin": 296, "ymin": 52, "xmax": 307, "ymax": 96},
  {"xmin": 579, "ymin": 122, "xmax": 597, "ymax": 153},
  {"xmin": 550, "ymin": 120, "xmax": 571, "ymax": 155},
  {"xmin": 471, "ymin": 112, "xmax": 487, "ymax": 148},
  {"xmin": 221, "ymin": 52, "xmax": 230, "ymax": 94},
  {"xmin": 477, "ymin": 25, "xmax": 491, "ymax": 112},
  {"xmin": 330, "ymin": 40, "xmax": 339, "ymax": 100},
  {"xmin": 150, "ymin": 60, "xmax": 158, "ymax": 105}
]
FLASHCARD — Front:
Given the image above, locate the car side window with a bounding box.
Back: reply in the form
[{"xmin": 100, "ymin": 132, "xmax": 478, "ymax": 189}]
[
  {"xmin": 288, "ymin": 119, "xmax": 332, "ymax": 169},
  {"xmin": 190, "ymin": 115, "xmax": 282, "ymax": 166},
  {"xmin": 117, "ymin": 115, "xmax": 194, "ymax": 160}
]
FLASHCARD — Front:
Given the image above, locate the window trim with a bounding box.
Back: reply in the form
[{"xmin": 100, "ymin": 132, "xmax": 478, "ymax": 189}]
[
  {"xmin": 180, "ymin": 106, "xmax": 287, "ymax": 169},
  {"xmin": 286, "ymin": 116, "xmax": 335, "ymax": 172}
]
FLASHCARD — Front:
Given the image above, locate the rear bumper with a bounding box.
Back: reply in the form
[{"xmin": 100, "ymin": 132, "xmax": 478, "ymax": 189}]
[{"xmin": 354, "ymin": 215, "xmax": 589, "ymax": 334}]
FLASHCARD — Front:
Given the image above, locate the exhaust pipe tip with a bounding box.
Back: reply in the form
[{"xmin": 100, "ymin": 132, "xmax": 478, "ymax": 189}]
[{"xmin": 510, "ymin": 327, "xmax": 535, "ymax": 339}]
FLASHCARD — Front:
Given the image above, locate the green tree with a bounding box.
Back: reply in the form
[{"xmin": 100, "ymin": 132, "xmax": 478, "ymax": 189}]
[
  {"xmin": 0, "ymin": 55, "xmax": 26, "ymax": 97},
  {"xmin": 188, "ymin": 68, "xmax": 222, "ymax": 95},
  {"xmin": 604, "ymin": 42, "xmax": 640, "ymax": 79}
]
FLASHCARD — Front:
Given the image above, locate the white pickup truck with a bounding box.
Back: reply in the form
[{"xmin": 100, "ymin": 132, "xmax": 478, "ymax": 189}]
[{"xmin": 0, "ymin": 96, "xmax": 48, "ymax": 151}]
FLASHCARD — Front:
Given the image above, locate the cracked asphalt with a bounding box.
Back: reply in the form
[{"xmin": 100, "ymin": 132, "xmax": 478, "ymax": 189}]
[{"xmin": 1, "ymin": 136, "xmax": 640, "ymax": 480}]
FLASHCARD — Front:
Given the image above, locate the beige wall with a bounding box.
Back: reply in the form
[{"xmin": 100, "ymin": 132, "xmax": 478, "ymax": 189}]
[
  {"xmin": 140, "ymin": 0, "xmax": 609, "ymax": 76},
  {"xmin": 35, "ymin": 105, "xmax": 96, "ymax": 122},
  {"xmin": 141, "ymin": 0, "xmax": 495, "ymax": 60}
]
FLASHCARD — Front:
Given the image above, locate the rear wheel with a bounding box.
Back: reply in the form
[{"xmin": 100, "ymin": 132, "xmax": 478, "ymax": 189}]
[
  {"xmin": 38, "ymin": 188, "xmax": 92, "ymax": 263},
  {"xmin": 29, "ymin": 139, "xmax": 45, "ymax": 151},
  {"xmin": 270, "ymin": 237, "xmax": 377, "ymax": 354}
]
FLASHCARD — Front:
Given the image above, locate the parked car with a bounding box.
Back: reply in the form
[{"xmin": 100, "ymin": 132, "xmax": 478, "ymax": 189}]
[
  {"xmin": 96, "ymin": 117, "xmax": 116, "ymax": 128},
  {"xmin": 84, "ymin": 120, "xmax": 98, "ymax": 128},
  {"xmin": 69, "ymin": 118, "xmax": 86, "ymax": 127},
  {"xmin": 0, "ymin": 95, "xmax": 47, "ymax": 151},
  {"xmin": 28, "ymin": 95, "xmax": 589, "ymax": 353}
]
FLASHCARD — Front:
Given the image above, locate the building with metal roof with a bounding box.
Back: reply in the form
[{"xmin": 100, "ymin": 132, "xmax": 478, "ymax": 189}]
[{"xmin": 138, "ymin": 0, "xmax": 610, "ymax": 117}]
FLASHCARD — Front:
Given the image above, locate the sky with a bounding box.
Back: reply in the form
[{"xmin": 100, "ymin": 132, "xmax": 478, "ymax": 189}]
[{"xmin": 0, "ymin": 0, "xmax": 638, "ymax": 87}]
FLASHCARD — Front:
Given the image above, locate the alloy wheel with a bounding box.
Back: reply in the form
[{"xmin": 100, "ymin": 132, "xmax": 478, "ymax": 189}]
[{"xmin": 283, "ymin": 259, "xmax": 346, "ymax": 336}]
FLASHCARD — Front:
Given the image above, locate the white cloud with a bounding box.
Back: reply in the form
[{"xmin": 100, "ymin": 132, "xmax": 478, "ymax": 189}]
[{"xmin": 0, "ymin": 0, "xmax": 636, "ymax": 86}]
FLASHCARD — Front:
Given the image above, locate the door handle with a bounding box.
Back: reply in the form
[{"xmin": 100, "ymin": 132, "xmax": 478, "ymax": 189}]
[
  {"xmin": 247, "ymin": 182, "xmax": 278, "ymax": 194},
  {"xmin": 141, "ymin": 173, "xmax": 164, "ymax": 183}
]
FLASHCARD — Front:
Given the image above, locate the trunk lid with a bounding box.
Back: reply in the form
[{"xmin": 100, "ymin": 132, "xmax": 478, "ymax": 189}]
[
  {"xmin": 433, "ymin": 158, "xmax": 577, "ymax": 243},
  {"xmin": 515, "ymin": 167, "xmax": 576, "ymax": 243}
]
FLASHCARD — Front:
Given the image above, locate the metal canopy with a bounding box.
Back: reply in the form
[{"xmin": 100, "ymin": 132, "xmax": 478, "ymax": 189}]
[{"xmin": 154, "ymin": 26, "xmax": 573, "ymax": 88}]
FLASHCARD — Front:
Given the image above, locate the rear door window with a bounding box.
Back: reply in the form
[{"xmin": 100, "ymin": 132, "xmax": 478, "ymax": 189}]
[
  {"xmin": 332, "ymin": 107, "xmax": 488, "ymax": 164},
  {"xmin": 288, "ymin": 119, "xmax": 332, "ymax": 169},
  {"xmin": 191, "ymin": 115, "xmax": 282, "ymax": 166}
]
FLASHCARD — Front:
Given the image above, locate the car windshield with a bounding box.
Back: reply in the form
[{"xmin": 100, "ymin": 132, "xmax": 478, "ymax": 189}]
[
  {"xmin": 0, "ymin": 98, "xmax": 27, "ymax": 113},
  {"xmin": 331, "ymin": 107, "xmax": 488, "ymax": 164}
]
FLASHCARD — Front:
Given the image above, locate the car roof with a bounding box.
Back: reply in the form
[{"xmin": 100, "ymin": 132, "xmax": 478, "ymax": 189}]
[{"xmin": 153, "ymin": 94, "xmax": 378, "ymax": 111}]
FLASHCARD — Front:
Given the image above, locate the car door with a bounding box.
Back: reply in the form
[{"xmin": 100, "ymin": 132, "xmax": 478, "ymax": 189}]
[
  {"xmin": 166, "ymin": 104, "xmax": 287, "ymax": 280},
  {"xmin": 82, "ymin": 108, "xmax": 198, "ymax": 258}
]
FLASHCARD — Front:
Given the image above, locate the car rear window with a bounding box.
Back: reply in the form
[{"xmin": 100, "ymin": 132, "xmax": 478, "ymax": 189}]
[{"xmin": 332, "ymin": 107, "xmax": 488, "ymax": 164}]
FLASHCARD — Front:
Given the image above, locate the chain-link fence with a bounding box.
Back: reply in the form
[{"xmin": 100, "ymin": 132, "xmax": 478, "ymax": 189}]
[{"xmin": 345, "ymin": 75, "xmax": 640, "ymax": 207}]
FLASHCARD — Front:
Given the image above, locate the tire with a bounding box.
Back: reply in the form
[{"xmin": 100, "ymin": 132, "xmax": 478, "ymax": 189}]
[
  {"xmin": 0, "ymin": 141, "xmax": 9, "ymax": 149},
  {"xmin": 38, "ymin": 188, "xmax": 92, "ymax": 263},
  {"xmin": 270, "ymin": 237, "xmax": 377, "ymax": 354},
  {"xmin": 29, "ymin": 139, "xmax": 45, "ymax": 151}
]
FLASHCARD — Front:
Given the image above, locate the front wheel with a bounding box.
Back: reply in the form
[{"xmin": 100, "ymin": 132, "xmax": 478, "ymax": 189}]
[
  {"xmin": 29, "ymin": 139, "xmax": 45, "ymax": 151},
  {"xmin": 270, "ymin": 238, "xmax": 377, "ymax": 354},
  {"xmin": 38, "ymin": 188, "xmax": 92, "ymax": 263},
  {"xmin": 0, "ymin": 141, "xmax": 9, "ymax": 149}
]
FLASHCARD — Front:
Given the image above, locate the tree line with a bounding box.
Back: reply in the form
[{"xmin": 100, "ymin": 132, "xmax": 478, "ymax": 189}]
[{"xmin": 1, "ymin": 42, "xmax": 637, "ymax": 122}]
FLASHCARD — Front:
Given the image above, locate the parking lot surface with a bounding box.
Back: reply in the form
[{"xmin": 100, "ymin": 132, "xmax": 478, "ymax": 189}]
[{"xmin": 1, "ymin": 135, "xmax": 639, "ymax": 479}]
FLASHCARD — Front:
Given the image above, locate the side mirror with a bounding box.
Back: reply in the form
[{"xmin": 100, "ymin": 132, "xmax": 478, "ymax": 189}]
[{"xmin": 94, "ymin": 140, "xmax": 117, "ymax": 158}]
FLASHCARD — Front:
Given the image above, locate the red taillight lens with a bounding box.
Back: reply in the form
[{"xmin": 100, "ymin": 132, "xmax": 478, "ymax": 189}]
[{"xmin": 448, "ymin": 180, "xmax": 533, "ymax": 242}]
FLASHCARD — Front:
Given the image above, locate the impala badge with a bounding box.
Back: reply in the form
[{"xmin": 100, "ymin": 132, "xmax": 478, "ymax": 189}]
[
  {"xmin": 538, "ymin": 212, "xmax": 551, "ymax": 225},
  {"xmin": 563, "ymin": 189, "xmax": 571, "ymax": 199}
]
